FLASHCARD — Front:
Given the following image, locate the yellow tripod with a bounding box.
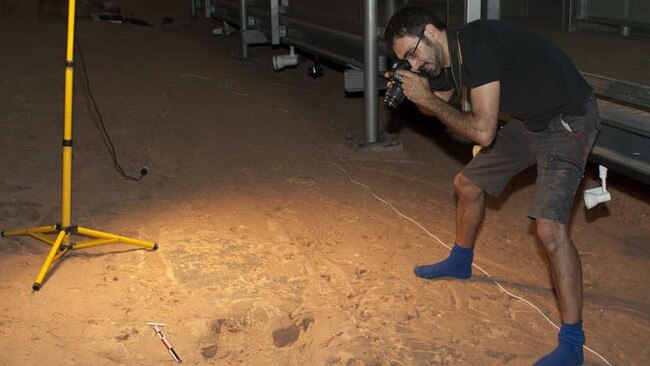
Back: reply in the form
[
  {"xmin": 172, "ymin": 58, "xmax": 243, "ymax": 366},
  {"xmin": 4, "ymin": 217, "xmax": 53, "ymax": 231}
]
[{"xmin": 2, "ymin": 0, "xmax": 157, "ymax": 291}]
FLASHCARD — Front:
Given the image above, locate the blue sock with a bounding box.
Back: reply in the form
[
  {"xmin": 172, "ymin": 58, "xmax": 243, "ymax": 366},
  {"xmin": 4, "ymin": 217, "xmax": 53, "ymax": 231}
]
[
  {"xmin": 534, "ymin": 322, "xmax": 585, "ymax": 366},
  {"xmin": 414, "ymin": 244, "xmax": 473, "ymax": 279}
]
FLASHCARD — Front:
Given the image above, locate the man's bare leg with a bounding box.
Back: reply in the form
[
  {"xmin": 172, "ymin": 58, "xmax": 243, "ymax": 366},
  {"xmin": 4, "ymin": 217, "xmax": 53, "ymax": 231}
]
[
  {"xmin": 454, "ymin": 172, "xmax": 485, "ymax": 249},
  {"xmin": 414, "ymin": 173, "xmax": 484, "ymax": 279},
  {"xmin": 534, "ymin": 218, "xmax": 585, "ymax": 366}
]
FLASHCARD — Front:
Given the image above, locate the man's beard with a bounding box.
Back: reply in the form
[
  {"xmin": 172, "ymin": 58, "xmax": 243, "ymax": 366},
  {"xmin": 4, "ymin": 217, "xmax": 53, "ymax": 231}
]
[{"xmin": 419, "ymin": 40, "xmax": 444, "ymax": 78}]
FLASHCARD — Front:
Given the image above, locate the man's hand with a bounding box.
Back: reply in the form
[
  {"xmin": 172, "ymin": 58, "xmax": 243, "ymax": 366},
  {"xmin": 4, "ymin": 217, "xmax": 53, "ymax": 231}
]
[
  {"xmin": 395, "ymin": 69, "xmax": 433, "ymax": 106},
  {"xmin": 390, "ymin": 69, "xmax": 451, "ymax": 115}
]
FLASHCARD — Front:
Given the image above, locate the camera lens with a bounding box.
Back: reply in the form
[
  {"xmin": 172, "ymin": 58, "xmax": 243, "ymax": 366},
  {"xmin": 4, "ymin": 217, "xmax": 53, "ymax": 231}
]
[
  {"xmin": 383, "ymin": 59, "xmax": 411, "ymax": 108},
  {"xmin": 384, "ymin": 83, "xmax": 405, "ymax": 109}
]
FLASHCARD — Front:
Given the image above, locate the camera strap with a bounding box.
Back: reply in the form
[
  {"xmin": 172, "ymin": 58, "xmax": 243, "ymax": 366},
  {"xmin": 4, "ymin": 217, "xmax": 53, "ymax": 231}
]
[{"xmin": 446, "ymin": 29, "xmax": 462, "ymax": 97}]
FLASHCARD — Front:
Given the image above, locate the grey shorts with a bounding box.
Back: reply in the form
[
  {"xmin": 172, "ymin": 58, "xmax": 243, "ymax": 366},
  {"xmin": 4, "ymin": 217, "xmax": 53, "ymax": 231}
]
[{"xmin": 462, "ymin": 95, "xmax": 601, "ymax": 224}]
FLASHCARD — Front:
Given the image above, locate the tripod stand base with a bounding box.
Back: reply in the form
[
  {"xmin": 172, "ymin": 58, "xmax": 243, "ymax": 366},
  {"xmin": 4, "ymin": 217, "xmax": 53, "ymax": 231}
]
[
  {"xmin": 2, "ymin": 224, "xmax": 157, "ymax": 290},
  {"xmin": 346, "ymin": 132, "xmax": 403, "ymax": 152}
]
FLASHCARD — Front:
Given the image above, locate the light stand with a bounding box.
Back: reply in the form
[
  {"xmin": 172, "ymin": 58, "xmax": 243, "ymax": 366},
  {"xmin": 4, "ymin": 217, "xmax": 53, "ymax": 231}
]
[{"xmin": 2, "ymin": 0, "xmax": 157, "ymax": 291}]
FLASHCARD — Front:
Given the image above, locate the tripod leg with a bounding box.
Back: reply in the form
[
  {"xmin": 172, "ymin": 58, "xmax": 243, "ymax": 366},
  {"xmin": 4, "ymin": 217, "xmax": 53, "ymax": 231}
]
[
  {"xmin": 33, "ymin": 230, "xmax": 67, "ymax": 291},
  {"xmin": 76, "ymin": 227, "xmax": 157, "ymax": 250}
]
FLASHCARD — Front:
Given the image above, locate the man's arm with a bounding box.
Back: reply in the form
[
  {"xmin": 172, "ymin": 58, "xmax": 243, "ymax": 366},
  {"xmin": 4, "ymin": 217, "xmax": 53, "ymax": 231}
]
[
  {"xmin": 409, "ymin": 86, "xmax": 455, "ymax": 117},
  {"xmin": 398, "ymin": 70, "xmax": 500, "ymax": 146}
]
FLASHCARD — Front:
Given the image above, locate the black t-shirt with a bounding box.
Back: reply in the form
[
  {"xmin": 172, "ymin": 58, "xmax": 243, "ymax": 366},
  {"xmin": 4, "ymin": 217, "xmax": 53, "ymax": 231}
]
[{"xmin": 457, "ymin": 20, "xmax": 592, "ymax": 130}]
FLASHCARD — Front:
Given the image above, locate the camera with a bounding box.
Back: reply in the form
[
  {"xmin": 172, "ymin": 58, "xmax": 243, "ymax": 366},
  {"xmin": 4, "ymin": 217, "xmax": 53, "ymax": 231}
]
[
  {"xmin": 384, "ymin": 59, "xmax": 456, "ymax": 109},
  {"xmin": 384, "ymin": 59, "xmax": 411, "ymax": 109}
]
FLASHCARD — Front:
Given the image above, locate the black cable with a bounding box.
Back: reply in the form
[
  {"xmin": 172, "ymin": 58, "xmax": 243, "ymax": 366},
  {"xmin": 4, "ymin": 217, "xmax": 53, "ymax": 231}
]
[{"xmin": 74, "ymin": 37, "xmax": 147, "ymax": 181}]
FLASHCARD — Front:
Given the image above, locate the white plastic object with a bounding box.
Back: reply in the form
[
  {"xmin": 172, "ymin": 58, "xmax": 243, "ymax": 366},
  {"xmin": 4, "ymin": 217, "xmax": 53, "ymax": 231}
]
[
  {"xmin": 584, "ymin": 165, "xmax": 611, "ymax": 209},
  {"xmin": 272, "ymin": 46, "xmax": 299, "ymax": 71}
]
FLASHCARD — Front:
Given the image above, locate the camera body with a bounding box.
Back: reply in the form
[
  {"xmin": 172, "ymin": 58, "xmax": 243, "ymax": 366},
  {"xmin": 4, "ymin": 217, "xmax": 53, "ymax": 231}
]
[
  {"xmin": 384, "ymin": 59, "xmax": 411, "ymax": 109},
  {"xmin": 384, "ymin": 59, "xmax": 456, "ymax": 108}
]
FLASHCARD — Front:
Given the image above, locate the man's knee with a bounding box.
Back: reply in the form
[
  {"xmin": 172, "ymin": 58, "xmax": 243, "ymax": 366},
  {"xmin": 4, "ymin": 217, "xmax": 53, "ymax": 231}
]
[
  {"xmin": 454, "ymin": 173, "xmax": 483, "ymax": 200},
  {"xmin": 536, "ymin": 218, "xmax": 568, "ymax": 253}
]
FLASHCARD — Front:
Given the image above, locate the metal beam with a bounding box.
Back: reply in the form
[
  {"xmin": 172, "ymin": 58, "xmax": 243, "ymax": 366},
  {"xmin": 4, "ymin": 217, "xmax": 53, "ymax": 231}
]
[
  {"xmin": 364, "ymin": 0, "xmax": 378, "ymax": 143},
  {"xmin": 486, "ymin": 0, "xmax": 500, "ymax": 20},
  {"xmin": 239, "ymin": 0, "xmax": 248, "ymax": 59},
  {"xmin": 204, "ymin": 0, "xmax": 212, "ymax": 18},
  {"xmin": 562, "ymin": 0, "xmax": 577, "ymax": 32},
  {"xmin": 464, "ymin": 0, "xmax": 481, "ymax": 23},
  {"xmin": 581, "ymin": 72, "xmax": 650, "ymax": 109},
  {"xmin": 462, "ymin": 0, "xmax": 481, "ymax": 112},
  {"xmin": 271, "ymin": 0, "xmax": 280, "ymax": 45}
]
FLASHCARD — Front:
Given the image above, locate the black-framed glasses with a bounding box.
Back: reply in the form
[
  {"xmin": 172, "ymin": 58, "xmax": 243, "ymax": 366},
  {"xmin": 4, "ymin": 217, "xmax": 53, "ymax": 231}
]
[{"xmin": 404, "ymin": 32, "xmax": 424, "ymax": 61}]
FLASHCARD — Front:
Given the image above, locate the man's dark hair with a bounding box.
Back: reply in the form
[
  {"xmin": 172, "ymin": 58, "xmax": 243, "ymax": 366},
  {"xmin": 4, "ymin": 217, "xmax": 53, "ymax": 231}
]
[{"xmin": 384, "ymin": 7, "xmax": 447, "ymax": 46}]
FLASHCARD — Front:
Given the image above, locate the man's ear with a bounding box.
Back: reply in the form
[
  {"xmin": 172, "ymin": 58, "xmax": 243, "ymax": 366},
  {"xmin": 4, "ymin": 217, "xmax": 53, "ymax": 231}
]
[{"xmin": 424, "ymin": 24, "xmax": 440, "ymax": 40}]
